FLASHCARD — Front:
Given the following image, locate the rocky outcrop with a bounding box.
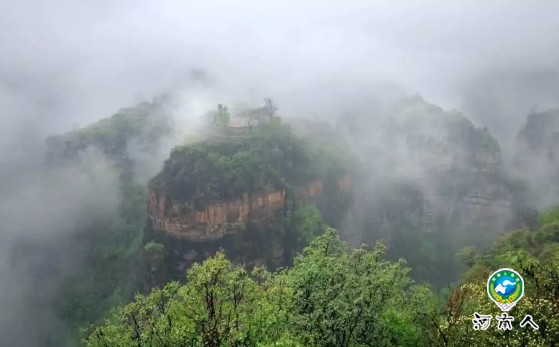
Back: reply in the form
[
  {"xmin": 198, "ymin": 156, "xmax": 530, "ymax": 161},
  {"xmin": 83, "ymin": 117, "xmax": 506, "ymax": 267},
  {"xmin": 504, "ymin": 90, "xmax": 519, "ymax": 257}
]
[
  {"xmin": 149, "ymin": 179, "xmax": 345, "ymax": 241},
  {"xmin": 145, "ymin": 176, "xmax": 351, "ymax": 283},
  {"xmin": 402, "ymin": 146, "xmax": 509, "ymax": 231},
  {"xmin": 458, "ymin": 184, "xmax": 512, "ymax": 228},
  {"xmin": 344, "ymin": 96, "xmax": 514, "ymax": 245},
  {"xmin": 512, "ymin": 109, "xmax": 559, "ymax": 208},
  {"xmin": 516, "ymin": 110, "xmax": 559, "ymax": 153},
  {"xmin": 473, "ymin": 150, "xmax": 501, "ymax": 174}
]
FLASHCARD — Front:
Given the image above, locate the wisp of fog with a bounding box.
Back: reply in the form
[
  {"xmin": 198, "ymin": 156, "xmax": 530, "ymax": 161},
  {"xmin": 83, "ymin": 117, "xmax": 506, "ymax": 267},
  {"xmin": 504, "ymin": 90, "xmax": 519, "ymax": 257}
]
[{"xmin": 1, "ymin": 0, "xmax": 559, "ymax": 345}]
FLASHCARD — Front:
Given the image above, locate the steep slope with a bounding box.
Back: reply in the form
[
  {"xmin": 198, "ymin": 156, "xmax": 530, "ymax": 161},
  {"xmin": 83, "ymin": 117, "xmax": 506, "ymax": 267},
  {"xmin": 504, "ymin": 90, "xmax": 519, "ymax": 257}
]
[
  {"xmin": 45, "ymin": 99, "xmax": 175, "ymax": 177},
  {"xmin": 341, "ymin": 96, "xmax": 515, "ymax": 285},
  {"xmin": 513, "ymin": 109, "xmax": 559, "ymax": 208},
  {"xmin": 44, "ymin": 99, "xmax": 176, "ymax": 346},
  {"xmin": 145, "ymin": 118, "xmax": 353, "ymax": 282}
]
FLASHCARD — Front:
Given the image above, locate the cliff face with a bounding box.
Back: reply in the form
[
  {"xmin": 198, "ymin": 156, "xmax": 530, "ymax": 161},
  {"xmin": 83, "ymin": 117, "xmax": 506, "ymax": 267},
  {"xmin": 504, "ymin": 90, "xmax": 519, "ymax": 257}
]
[
  {"xmin": 513, "ymin": 109, "xmax": 559, "ymax": 208},
  {"xmin": 145, "ymin": 120, "xmax": 354, "ymax": 282},
  {"xmin": 422, "ymin": 147, "xmax": 511, "ymax": 231},
  {"xmin": 516, "ymin": 110, "xmax": 559, "ymax": 154},
  {"xmin": 148, "ymin": 179, "xmax": 334, "ymax": 241},
  {"xmin": 345, "ymin": 96, "xmax": 514, "ymax": 247},
  {"xmin": 457, "ymin": 184, "xmax": 512, "ymax": 228},
  {"xmin": 410, "ymin": 99, "xmax": 511, "ymax": 232}
]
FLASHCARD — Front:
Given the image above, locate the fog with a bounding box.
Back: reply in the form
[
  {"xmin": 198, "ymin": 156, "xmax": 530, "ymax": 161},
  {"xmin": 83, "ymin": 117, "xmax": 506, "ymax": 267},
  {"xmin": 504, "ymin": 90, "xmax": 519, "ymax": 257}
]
[
  {"xmin": 3, "ymin": 0, "xmax": 559, "ymax": 136},
  {"xmin": 2, "ymin": 0, "xmax": 559, "ymax": 345}
]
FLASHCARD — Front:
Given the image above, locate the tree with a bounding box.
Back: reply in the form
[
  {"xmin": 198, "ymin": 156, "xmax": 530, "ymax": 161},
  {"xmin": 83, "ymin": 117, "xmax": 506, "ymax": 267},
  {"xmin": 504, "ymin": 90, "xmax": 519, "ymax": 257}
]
[
  {"xmin": 216, "ymin": 104, "xmax": 230, "ymax": 127},
  {"xmin": 85, "ymin": 252, "xmax": 292, "ymax": 347},
  {"xmin": 430, "ymin": 251, "xmax": 559, "ymax": 347},
  {"xmin": 288, "ymin": 228, "xmax": 430, "ymax": 347},
  {"xmin": 143, "ymin": 241, "xmax": 166, "ymax": 290},
  {"xmin": 86, "ymin": 229, "xmax": 435, "ymax": 347},
  {"xmin": 236, "ymin": 106, "xmax": 263, "ymax": 133},
  {"xmin": 263, "ymin": 98, "xmax": 278, "ymax": 122},
  {"xmin": 207, "ymin": 104, "xmax": 231, "ymax": 130},
  {"xmin": 435, "ymin": 207, "xmax": 559, "ymax": 347}
]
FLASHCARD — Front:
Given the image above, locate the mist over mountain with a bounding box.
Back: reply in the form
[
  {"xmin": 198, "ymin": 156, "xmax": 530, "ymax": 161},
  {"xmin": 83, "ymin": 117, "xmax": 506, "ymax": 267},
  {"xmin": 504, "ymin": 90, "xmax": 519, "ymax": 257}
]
[{"xmin": 2, "ymin": 1, "xmax": 559, "ymax": 346}]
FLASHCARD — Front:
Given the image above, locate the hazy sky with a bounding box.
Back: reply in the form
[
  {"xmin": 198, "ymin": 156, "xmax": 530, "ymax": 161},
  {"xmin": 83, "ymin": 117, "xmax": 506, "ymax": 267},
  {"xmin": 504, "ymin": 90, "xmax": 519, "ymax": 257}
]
[
  {"xmin": 2, "ymin": 0, "xmax": 559, "ymax": 146},
  {"xmin": 1, "ymin": 2, "xmax": 559, "ymax": 345}
]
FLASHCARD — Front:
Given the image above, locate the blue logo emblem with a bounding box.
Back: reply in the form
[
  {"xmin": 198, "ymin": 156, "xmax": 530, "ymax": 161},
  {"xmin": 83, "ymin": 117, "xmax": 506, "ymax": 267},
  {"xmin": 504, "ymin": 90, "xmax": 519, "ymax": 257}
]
[
  {"xmin": 487, "ymin": 268, "xmax": 524, "ymax": 311},
  {"xmin": 494, "ymin": 275, "xmax": 517, "ymax": 296}
]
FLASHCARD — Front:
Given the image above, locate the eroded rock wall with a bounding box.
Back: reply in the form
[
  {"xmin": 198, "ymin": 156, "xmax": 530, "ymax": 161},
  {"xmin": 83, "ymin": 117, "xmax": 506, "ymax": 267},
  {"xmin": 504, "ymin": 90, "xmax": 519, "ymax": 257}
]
[
  {"xmin": 513, "ymin": 109, "xmax": 559, "ymax": 209},
  {"xmin": 145, "ymin": 177, "xmax": 350, "ymax": 283},
  {"xmin": 148, "ymin": 179, "xmax": 344, "ymax": 241},
  {"xmin": 343, "ymin": 96, "xmax": 515, "ymax": 247}
]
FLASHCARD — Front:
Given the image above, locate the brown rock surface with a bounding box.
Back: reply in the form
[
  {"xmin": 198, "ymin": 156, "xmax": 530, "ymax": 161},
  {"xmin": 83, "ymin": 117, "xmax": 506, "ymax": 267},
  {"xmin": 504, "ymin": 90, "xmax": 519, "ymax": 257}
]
[{"xmin": 149, "ymin": 177, "xmax": 350, "ymax": 241}]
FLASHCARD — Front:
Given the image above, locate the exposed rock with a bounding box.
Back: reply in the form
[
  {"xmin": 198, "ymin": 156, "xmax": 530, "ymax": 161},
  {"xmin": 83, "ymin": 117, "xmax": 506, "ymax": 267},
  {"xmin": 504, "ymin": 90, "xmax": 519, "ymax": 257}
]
[
  {"xmin": 473, "ymin": 151, "xmax": 501, "ymax": 174},
  {"xmin": 459, "ymin": 186, "xmax": 512, "ymax": 228},
  {"xmin": 148, "ymin": 178, "xmax": 346, "ymax": 241},
  {"xmin": 516, "ymin": 110, "xmax": 559, "ymax": 153},
  {"xmin": 343, "ymin": 96, "xmax": 514, "ymax": 244},
  {"xmin": 513, "ymin": 109, "xmax": 559, "ymax": 208}
]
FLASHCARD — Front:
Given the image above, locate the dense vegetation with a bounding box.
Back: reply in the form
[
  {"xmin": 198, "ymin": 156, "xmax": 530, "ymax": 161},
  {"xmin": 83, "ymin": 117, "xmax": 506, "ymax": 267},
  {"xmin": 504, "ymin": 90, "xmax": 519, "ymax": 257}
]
[
  {"xmin": 145, "ymin": 114, "xmax": 353, "ymax": 284},
  {"xmin": 86, "ymin": 208, "xmax": 559, "ymax": 347},
  {"xmin": 383, "ymin": 95, "xmax": 501, "ymax": 153},
  {"xmin": 149, "ymin": 116, "xmax": 352, "ymax": 206},
  {"xmin": 46, "ymin": 100, "xmax": 174, "ymax": 166},
  {"xmin": 55, "ymin": 178, "xmax": 147, "ymax": 346},
  {"xmin": 46, "ymin": 100, "xmax": 174, "ymax": 346},
  {"xmin": 46, "ymin": 98, "xmax": 559, "ymax": 347},
  {"xmin": 86, "ymin": 229, "xmax": 432, "ymax": 347}
]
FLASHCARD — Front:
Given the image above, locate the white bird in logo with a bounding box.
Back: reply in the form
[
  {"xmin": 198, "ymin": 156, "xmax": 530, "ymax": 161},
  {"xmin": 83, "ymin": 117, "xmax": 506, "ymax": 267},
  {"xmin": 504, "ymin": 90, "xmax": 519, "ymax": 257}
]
[{"xmin": 495, "ymin": 280, "xmax": 516, "ymax": 294}]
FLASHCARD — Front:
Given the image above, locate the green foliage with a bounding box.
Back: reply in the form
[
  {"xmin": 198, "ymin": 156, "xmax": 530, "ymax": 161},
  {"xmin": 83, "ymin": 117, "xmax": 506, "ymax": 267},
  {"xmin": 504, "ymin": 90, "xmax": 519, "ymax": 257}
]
[
  {"xmin": 83, "ymin": 202, "xmax": 559, "ymax": 347},
  {"xmin": 87, "ymin": 229, "xmax": 433, "ymax": 347},
  {"xmin": 144, "ymin": 241, "xmax": 165, "ymax": 253},
  {"xmin": 56, "ymin": 178, "xmax": 147, "ymax": 345},
  {"xmin": 150, "ymin": 119, "xmax": 350, "ymax": 206},
  {"xmin": 206, "ymin": 103, "xmax": 231, "ymax": 130},
  {"xmin": 292, "ymin": 204, "xmax": 323, "ymax": 245},
  {"xmin": 537, "ymin": 205, "xmax": 559, "ymax": 227},
  {"xmin": 289, "ymin": 229, "xmax": 430, "ymax": 347},
  {"xmin": 215, "ymin": 104, "xmax": 231, "ymax": 128},
  {"xmin": 432, "ymin": 248, "xmax": 559, "ymax": 346},
  {"xmin": 429, "ymin": 207, "xmax": 559, "ymax": 346},
  {"xmin": 479, "ymin": 127, "xmax": 500, "ymax": 151},
  {"xmin": 458, "ymin": 207, "xmax": 559, "ymax": 284},
  {"xmin": 384, "ymin": 96, "xmax": 501, "ymax": 155},
  {"xmin": 46, "ymin": 101, "xmax": 174, "ymax": 160},
  {"xmin": 384, "ymin": 211, "xmax": 495, "ymax": 289},
  {"xmin": 144, "ymin": 241, "xmax": 166, "ymax": 271}
]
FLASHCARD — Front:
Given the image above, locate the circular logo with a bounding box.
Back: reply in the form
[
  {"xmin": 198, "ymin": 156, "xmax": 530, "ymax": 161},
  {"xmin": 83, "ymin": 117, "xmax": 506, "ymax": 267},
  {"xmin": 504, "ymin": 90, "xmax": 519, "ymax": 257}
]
[{"xmin": 487, "ymin": 268, "xmax": 524, "ymax": 311}]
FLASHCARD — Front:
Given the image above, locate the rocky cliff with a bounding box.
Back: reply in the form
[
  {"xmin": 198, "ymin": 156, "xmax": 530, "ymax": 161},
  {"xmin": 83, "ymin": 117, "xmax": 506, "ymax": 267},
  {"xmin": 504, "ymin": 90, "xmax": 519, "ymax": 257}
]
[
  {"xmin": 334, "ymin": 96, "xmax": 520, "ymax": 286},
  {"xmin": 516, "ymin": 109, "xmax": 559, "ymax": 154},
  {"xmin": 148, "ymin": 179, "xmax": 337, "ymax": 241},
  {"xmin": 512, "ymin": 109, "xmax": 559, "ymax": 209},
  {"xmin": 342, "ymin": 96, "xmax": 514, "ymax": 252},
  {"xmin": 145, "ymin": 119, "xmax": 354, "ymax": 281}
]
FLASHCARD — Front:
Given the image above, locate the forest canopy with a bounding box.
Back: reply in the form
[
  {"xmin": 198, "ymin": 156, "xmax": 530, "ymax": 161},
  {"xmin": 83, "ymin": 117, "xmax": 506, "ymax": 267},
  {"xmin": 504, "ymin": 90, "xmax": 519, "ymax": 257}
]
[
  {"xmin": 41, "ymin": 98, "xmax": 559, "ymax": 347},
  {"xmin": 87, "ymin": 211, "xmax": 559, "ymax": 347}
]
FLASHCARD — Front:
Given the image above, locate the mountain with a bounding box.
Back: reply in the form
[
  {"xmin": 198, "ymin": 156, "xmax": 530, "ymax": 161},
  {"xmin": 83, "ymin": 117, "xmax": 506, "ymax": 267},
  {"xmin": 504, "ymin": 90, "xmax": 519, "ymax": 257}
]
[
  {"xmin": 513, "ymin": 109, "xmax": 559, "ymax": 208},
  {"xmin": 40, "ymin": 95, "xmax": 559, "ymax": 345},
  {"xmin": 338, "ymin": 96, "xmax": 518, "ymax": 285},
  {"xmin": 144, "ymin": 116, "xmax": 353, "ymax": 284}
]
